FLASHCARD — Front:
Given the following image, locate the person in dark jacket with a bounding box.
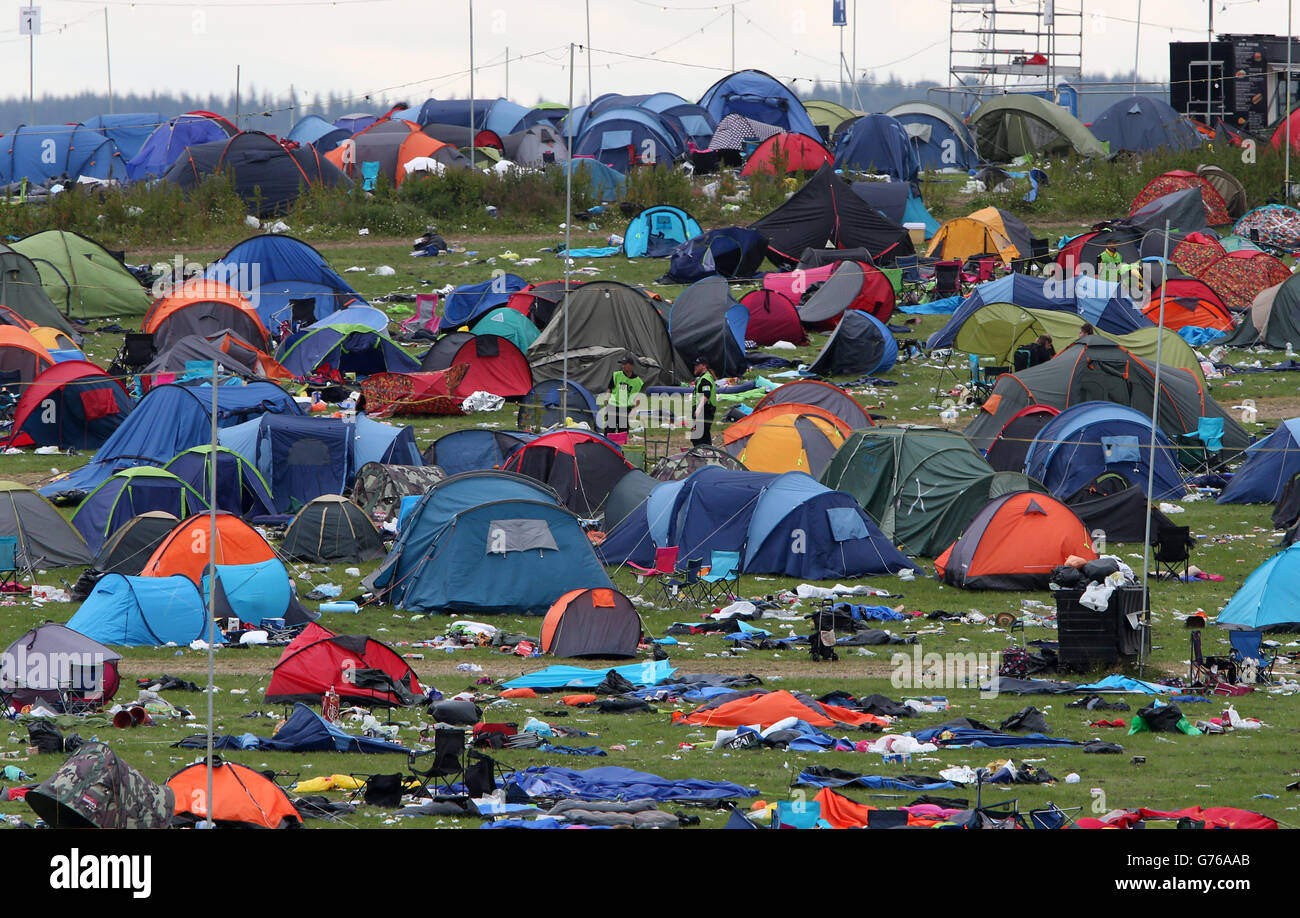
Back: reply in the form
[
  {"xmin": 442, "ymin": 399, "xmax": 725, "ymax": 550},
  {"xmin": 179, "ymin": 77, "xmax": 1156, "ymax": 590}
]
[{"xmin": 690, "ymin": 357, "xmax": 717, "ymax": 447}]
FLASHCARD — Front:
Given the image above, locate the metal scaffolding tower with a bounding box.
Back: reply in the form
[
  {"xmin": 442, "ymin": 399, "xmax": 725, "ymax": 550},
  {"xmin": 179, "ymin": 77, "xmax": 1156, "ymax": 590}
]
[{"xmin": 947, "ymin": 0, "xmax": 1083, "ymax": 109}]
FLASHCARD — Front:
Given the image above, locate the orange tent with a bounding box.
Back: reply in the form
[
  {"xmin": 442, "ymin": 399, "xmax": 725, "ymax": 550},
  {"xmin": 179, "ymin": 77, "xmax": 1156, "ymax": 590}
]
[
  {"xmin": 143, "ymin": 278, "xmax": 269, "ymax": 350},
  {"xmin": 138, "ymin": 512, "xmax": 276, "ymax": 583},
  {"xmin": 0, "ymin": 325, "xmax": 54, "ymax": 385},
  {"xmin": 934, "ymin": 491, "xmax": 1095, "ymax": 590},
  {"xmin": 325, "ymin": 120, "xmax": 461, "ymax": 188},
  {"xmin": 680, "ymin": 689, "xmax": 891, "ymax": 729},
  {"xmin": 722, "ymin": 402, "xmax": 852, "ymax": 445},
  {"xmin": 167, "ymin": 760, "xmax": 301, "ymax": 828},
  {"xmin": 721, "ymin": 407, "xmax": 849, "ymax": 475}
]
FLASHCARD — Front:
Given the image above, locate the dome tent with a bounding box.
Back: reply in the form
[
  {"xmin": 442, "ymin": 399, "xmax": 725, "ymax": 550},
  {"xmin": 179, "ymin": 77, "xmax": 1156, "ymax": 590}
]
[
  {"xmin": 280, "ymin": 494, "xmax": 386, "ymax": 563},
  {"xmin": 541, "ymin": 588, "xmax": 642, "ymax": 658},
  {"xmin": 0, "ymin": 623, "xmax": 121, "ymax": 711},
  {"xmin": 0, "ymin": 481, "xmax": 92, "ymax": 570},
  {"xmin": 71, "ymin": 467, "xmax": 210, "ymax": 555},
  {"xmin": 168, "ymin": 760, "xmax": 301, "ymax": 829},
  {"xmin": 163, "ymin": 445, "xmax": 275, "ymax": 519},
  {"xmin": 265, "ymin": 622, "xmax": 422, "ymax": 707},
  {"xmin": 501, "ymin": 429, "xmax": 634, "ymax": 517},
  {"xmin": 66, "ymin": 574, "xmax": 212, "ymax": 647},
  {"xmin": 5, "ymin": 361, "xmax": 133, "ymax": 451},
  {"xmin": 139, "ymin": 512, "xmax": 276, "ymax": 583}
]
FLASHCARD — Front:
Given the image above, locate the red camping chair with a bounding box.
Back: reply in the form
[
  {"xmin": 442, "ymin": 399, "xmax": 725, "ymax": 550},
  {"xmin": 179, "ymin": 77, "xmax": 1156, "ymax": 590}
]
[{"xmin": 627, "ymin": 546, "xmax": 683, "ymax": 608}]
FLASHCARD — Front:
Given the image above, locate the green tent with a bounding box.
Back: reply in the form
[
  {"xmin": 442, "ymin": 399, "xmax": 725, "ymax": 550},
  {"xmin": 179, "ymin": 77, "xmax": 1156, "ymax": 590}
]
[
  {"xmin": 963, "ymin": 336, "xmax": 1249, "ymax": 456},
  {"xmin": 10, "ymin": 231, "xmax": 151, "ymax": 319},
  {"xmin": 820, "ymin": 425, "xmax": 1044, "ymax": 557},
  {"xmin": 471, "ymin": 306, "xmax": 539, "ymax": 352},
  {"xmin": 953, "ymin": 302, "xmax": 1204, "ymax": 379},
  {"xmin": 803, "ymin": 99, "xmax": 862, "ymax": 138},
  {"xmin": 0, "ymin": 246, "xmax": 77, "ymax": 335},
  {"xmin": 969, "ymin": 94, "xmax": 1108, "ymax": 162},
  {"xmin": 1221, "ymin": 274, "xmax": 1300, "ymax": 349}
]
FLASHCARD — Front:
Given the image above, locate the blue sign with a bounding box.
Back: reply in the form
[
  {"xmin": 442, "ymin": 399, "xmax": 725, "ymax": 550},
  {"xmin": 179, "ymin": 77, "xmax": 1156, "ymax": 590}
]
[{"xmin": 833, "ymin": 0, "xmax": 846, "ymax": 27}]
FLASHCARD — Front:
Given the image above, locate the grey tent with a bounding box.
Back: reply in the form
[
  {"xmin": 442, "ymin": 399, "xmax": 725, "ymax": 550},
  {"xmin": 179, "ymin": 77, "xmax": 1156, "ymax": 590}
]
[
  {"xmin": 421, "ymin": 331, "xmax": 476, "ymax": 370},
  {"xmin": 753, "ymin": 380, "xmax": 873, "ymax": 429},
  {"xmin": 0, "ymin": 246, "xmax": 77, "ymax": 335},
  {"xmin": 93, "ymin": 511, "xmax": 179, "ymax": 574},
  {"xmin": 26, "ymin": 742, "xmax": 173, "ymax": 829},
  {"xmin": 1222, "ymin": 274, "xmax": 1300, "ymax": 349},
  {"xmin": 1, "ymin": 623, "xmax": 121, "ymax": 710},
  {"xmin": 1128, "ymin": 187, "xmax": 1208, "ymax": 234},
  {"xmin": 281, "ymin": 494, "xmax": 386, "ymax": 563},
  {"xmin": 143, "ymin": 334, "xmax": 262, "ymax": 379},
  {"xmin": 351, "ymin": 462, "xmax": 446, "ymax": 524},
  {"xmin": 542, "ymin": 587, "xmax": 641, "ymax": 658},
  {"xmin": 502, "ymin": 124, "xmax": 569, "ymax": 166},
  {"xmin": 807, "ymin": 310, "xmax": 895, "ymax": 377},
  {"xmin": 526, "ymin": 281, "xmax": 690, "ymax": 391},
  {"xmin": 1088, "ymin": 95, "xmax": 1202, "ymax": 154},
  {"xmin": 667, "ymin": 275, "xmax": 749, "ymax": 376},
  {"xmin": 0, "ymin": 480, "xmax": 93, "ymax": 570},
  {"xmin": 969, "ymin": 94, "xmax": 1108, "ymax": 161},
  {"xmin": 1196, "ymin": 164, "xmax": 1247, "ymax": 220},
  {"xmin": 964, "ymin": 336, "xmax": 1249, "ymax": 455},
  {"xmin": 148, "ymin": 298, "xmax": 268, "ymax": 352},
  {"xmin": 603, "ymin": 469, "xmax": 657, "ymax": 532},
  {"xmin": 850, "ymin": 181, "xmax": 909, "ymax": 225}
]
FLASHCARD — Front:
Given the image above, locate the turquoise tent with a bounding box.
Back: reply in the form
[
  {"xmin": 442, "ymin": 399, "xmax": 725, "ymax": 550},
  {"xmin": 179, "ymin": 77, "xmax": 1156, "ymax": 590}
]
[
  {"xmin": 66, "ymin": 574, "xmax": 213, "ymax": 647},
  {"xmin": 1217, "ymin": 542, "xmax": 1300, "ymax": 630},
  {"xmin": 470, "ymin": 307, "xmax": 539, "ymax": 352}
]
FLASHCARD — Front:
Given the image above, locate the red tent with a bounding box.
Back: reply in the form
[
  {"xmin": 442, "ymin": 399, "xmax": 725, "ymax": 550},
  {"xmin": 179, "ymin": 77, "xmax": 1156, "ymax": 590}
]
[
  {"xmin": 740, "ymin": 133, "xmax": 833, "ymax": 176},
  {"xmin": 739, "ymin": 289, "xmax": 807, "ymax": 345},
  {"xmin": 678, "ymin": 689, "xmax": 890, "ymax": 729},
  {"xmin": 1056, "ymin": 231, "xmax": 1097, "ymax": 275},
  {"xmin": 449, "ymin": 334, "xmax": 533, "ymax": 398},
  {"xmin": 264, "ymin": 622, "xmax": 423, "ymax": 707},
  {"xmin": 6, "ymin": 360, "xmax": 132, "ymax": 449},
  {"xmin": 501, "ymin": 429, "xmax": 633, "ymax": 516},
  {"xmin": 360, "ymin": 365, "xmax": 469, "ymax": 417}
]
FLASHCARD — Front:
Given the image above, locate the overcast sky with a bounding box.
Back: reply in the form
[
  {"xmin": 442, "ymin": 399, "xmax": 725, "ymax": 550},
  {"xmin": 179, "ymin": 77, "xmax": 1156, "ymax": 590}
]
[{"xmin": 0, "ymin": 0, "xmax": 1290, "ymax": 109}]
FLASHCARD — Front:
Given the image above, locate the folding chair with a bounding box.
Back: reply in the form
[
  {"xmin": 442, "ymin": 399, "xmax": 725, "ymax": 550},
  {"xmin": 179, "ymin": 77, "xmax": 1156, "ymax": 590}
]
[
  {"xmin": 289, "ymin": 297, "xmax": 318, "ymax": 332},
  {"xmin": 0, "ymin": 537, "xmax": 18, "ymax": 592},
  {"xmin": 400, "ymin": 293, "xmax": 441, "ymax": 337},
  {"xmin": 1153, "ymin": 526, "xmax": 1194, "ymax": 581},
  {"xmin": 929, "ymin": 260, "xmax": 963, "ymax": 300},
  {"xmin": 407, "ymin": 727, "xmax": 468, "ymax": 798},
  {"xmin": 1175, "ymin": 417, "xmax": 1226, "ymax": 474},
  {"xmin": 1028, "ymin": 803, "xmax": 1080, "ymax": 829},
  {"xmin": 1228, "ymin": 630, "xmax": 1277, "ymax": 684},
  {"xmin": 463, "ymin": 750, "xmax": 502, "ymax": 798},
  {"xmin": 697, "ymin": 550, "xmax": 741, "ymax": 605},
  {"xmin": 112, "ymin": 333, "xmax": 156, "ymax": 375},
  {"xmin": 627, "ymin": 546, "xmax": 681, "ymax": 607},
  {"xmin": 360, "ymin": 160, "xmax": 381, "ymax": 192},
  {"xmin": 975, "ymin": 257, "xmax": 996, "ymax": 283},
  {"xmin": 773, "ymin": 799, "xmax": 824, "ymax": 829}
]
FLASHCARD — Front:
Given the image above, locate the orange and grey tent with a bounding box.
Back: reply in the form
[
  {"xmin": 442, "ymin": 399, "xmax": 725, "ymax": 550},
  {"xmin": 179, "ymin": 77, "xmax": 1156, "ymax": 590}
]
[
  {"xmin": 1130, "ymin": 170, "xmax": 1230, "ymax": 226},
  {"xmin": 138, "ymin": 512, "xmax": 276, "ymax": 583},
  {"xmin": 934, "ymin": 491, "xmax": 1096, "ymax": 590},
  {"xmin": 541, "ymin": 587, "xmax": 642, "ymax": 658},
  {"xmin": 740, "ymin": 132, "xmax": 833, "ymax": 176},
  {"xmin": 985, "ymin": 405, "xmax": 1059, "ymax": 472},
  {"xmin": 927, "ymin": 205, "xmax": 1033, "ymax": 266},
  {"xmin": 679, "ymin": 688, "xmax": 890, "ymax": 729},
  {"xmin": 326, "ymin": 120, "xmax": 466, "ymax": 187},
  {"xmin": 0, "ymin": 325, "xmax": 53, "ymax": 387},
  {"xmin": 0, "ymin": 305, "xmax": 36, "ymax": 331},
  {"xmin": 143, "ymin": 278, "xmax": 269, "ymax": 351},
  {"xmin": 168, "ymin": 759, "xmax": 301, "ymax": 829},
  {"xmin": 1143, "ymin": 278, "xmax": 1234, "ymax": 332},
  {"xmin": 754, "ymin": 379, "xmax": 873, "ymax": 430},
  {"xmin": 724, "ymin": 409, "xmax": 848, "ymax": 476}
]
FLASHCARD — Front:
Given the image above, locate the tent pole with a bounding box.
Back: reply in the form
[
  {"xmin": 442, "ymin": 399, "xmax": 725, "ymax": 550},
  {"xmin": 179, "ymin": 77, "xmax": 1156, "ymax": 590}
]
[
  {"xmin": 1131, "ymin": 0, "xmax": 1141, "ymax": 95},
  {"xmin": 1138, "ymin": 221, "xmax": 1171, "ymax": 678},
  {"xmin": 104, "ymin": 8, "xmax": 113, "ymax": 115},
  {"xmin": 562, "ymin": 42, "xmax": 574, "ymax": 422},
  {"xmin": 204, "ymin": 361, "xmax": 218, "ymax": 828},
  {"xmin": 1287, "ymin": 0, "xmax": 1293, "ymax": 200},
  {"xmin": 469, "ymin": 0, "xmax": 475, "ymax": 173},
  {"xmin": 585, "ymin": 0, "xmax": 593, "ymax": 105}
]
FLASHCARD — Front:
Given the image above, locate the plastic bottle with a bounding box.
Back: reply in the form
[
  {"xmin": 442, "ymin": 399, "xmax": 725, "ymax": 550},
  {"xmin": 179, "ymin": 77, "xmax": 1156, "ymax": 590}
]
[{"xmin": 322, "ymin": 684, "xmax": 340, "ymax": 724}]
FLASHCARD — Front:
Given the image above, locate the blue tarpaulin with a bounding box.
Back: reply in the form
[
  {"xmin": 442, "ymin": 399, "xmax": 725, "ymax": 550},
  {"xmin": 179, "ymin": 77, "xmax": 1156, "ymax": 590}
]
[
  {"xmin": 502, "ymin": 659, "xmax": 676, "ymax": 690},
  {"xmin": 506, "ymin": 765, "xmax": 759, "ymax": 801}
]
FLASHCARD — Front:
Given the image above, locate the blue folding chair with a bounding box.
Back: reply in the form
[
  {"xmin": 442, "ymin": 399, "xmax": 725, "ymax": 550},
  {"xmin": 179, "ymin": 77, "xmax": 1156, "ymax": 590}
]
[
  {"xmin": 774, "ymin": 800, "xmax": 824, "ymax": 829},
  {"xmin": 0, "ymin": 536, "xmax": 18, "ymax": 591},
  {"xmin": 1176, "ymin": 416, "xmax": 1226, "ymax": 473},
  {"xmin": 698, "ymin": 550, "xmax": 741, "ymax": 605},
  {"xmin": 1228, "ymin": 630, "xmax": 1276, "ymax": 683},
  {"xmin": 361, "ymin": 160, "xmax": 381, "ymax": 192}
]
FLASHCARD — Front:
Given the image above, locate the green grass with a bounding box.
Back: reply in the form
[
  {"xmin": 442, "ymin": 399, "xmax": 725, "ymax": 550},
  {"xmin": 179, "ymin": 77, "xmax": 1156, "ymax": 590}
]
[{"xmin": 4, "ymin": 187, "xmax": 1300, "ymax": 829}]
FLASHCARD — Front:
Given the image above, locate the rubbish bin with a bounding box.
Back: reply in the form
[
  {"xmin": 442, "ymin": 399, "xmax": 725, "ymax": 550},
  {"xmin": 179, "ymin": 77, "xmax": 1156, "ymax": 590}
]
[{"xmin": 1055, "ymin": 585, "xmax": 1150, "ymax": 670}]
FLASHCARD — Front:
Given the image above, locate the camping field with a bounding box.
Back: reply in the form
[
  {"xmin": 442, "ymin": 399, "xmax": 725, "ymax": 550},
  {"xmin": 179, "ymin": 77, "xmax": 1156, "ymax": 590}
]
[{"xmin": 3, "ymin": 204, "xmax": 1300, "ymax": 832}]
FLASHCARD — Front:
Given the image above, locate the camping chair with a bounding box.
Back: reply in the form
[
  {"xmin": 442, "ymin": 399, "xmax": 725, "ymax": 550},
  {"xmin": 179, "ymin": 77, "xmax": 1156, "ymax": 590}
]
[
  {"xmin": 0, "ymin": 370, "xmax": 19, "ymax": 423},
  {"xmin": 407, "ymin": 727, "xmax": 468, "ymax": 799},
  {"xmin": 0, "ymin": 537, "xmax": 18, "ymax": 592},
  {"xmin": 773, "ymin": 799, "xmax": 825, "ymax": 829},
  {"xmin": 400, "ymin": 294, "xmax": 441, "ymax": 337},
  {"xmin": 112, "ymin": 333, "xmax": 157, "ymax": 375},
  {"xmin": 360, "ymin": 161, "xmax": 381, "ymax": 193},
  {"xmin": 697, "ymin": 550, "xmax": 741, "ymax": 606},
  {"xmin": 1174, "ymin": 417, "xmax": 1226, "ymax": 475},
  {"xmin": 1188, "ymin": 628, "xmax": 1236, "ymax": 688},
  {"xmin": 1028, "ymin": 803, "xmax": 1080, "ymax": 829},
  {"xmin": 929, "ymin": 260, "xmax": 963, "ymax": 300},
  {"xmin": 627, "ymin": 546, "xmax": 681, "ymax": 607},
  {"xmin": 975, "ymin": 257, "xmax": 997, "ymax": 283},
  {"xmin": 1153, "ymin": 526, "xmax": 1194, "ymax": 581},
  {"xmin": 1228, "ymin": 631, "xmax": 1277, "ymax": 684},
  {"xmin": 288, "ymin": 298, "xmax": 317, "ymax": 333}
]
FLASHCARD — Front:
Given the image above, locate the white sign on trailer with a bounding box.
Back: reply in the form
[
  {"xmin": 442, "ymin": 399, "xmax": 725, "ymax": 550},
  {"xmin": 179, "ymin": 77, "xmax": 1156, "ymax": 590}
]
[{"xmin": 19, "ymin": 6, "xmax": 40, "ymax": 35}]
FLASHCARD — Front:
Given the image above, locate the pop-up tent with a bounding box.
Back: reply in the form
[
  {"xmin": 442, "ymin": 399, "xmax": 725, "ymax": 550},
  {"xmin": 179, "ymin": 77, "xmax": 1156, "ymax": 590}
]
[
  {"xmin": 541, "ymin": 588, "xmax": 642, "ymax": 658},
  {"xmin": 797, "ymin": 260, "xmax": 896, "ymax": 327},
  {"xmin": 265, "ymin": 622, "xmax": 422, "ymax": 707},
  {"xmin": 366, "ymin": 471, "xmax": 613, "ymax": 614},
  {"xmin": 6, "ymin": 361, "xmax": 132, "ymax": 451},
  {"xmin": 820, "ymin": 425, "xmax": 1043, "ymax": 557},
  {"xmin": 72, "ymin": 468, "xmax": 210, "ymax": 555},
  {"xmin": 501, "ymin": 429, "xmax": 634, "ymax": 516},
  {"xmin": 167, "ymin": 760, "xmax": 302, "ymax": 829},
  {"xmin": 934, "ymin": 491, "xmax": 1097, "ymax": 589},
  {"xmin": 26, "ymin": 742, "xmax": 173, "ymax": 829},
  {"xmin": 807, "ymin": 310, "xmax": 896, "ymax": 377},
  {"xmin": 1216, "ymin": 542, "xmax": 1300, "ymax": 630},
  {"xmin": 624, "ymin": 206, "xmax": 702, "ymax": 258},
  {"xmin": 66, "ymin": 574, "xmax": 211, "ymax": 646},
  {"xmin": 667, "ymin": 275, "xmax": 749, "ymax": 376},
  {"xmin": 1218, "ymin": 419, "xmax": 1300, "ymax": 504},
  {"xmin": 739, "ymin": 289, "xmax": 806, "ymax": 346},
  {"xmin": 0, "ymin": 623, "xmax": 120, "ymax": 711}
]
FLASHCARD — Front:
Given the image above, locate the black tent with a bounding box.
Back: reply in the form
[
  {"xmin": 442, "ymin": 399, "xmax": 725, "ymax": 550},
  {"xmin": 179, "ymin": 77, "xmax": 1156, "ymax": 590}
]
[
  {"xmin": 281, "ymin": 494, "xmax": 386, "ymax": 563},
  {"xmin": 985, "ymin": 408, "xmax": 1059, "ymax": 473},
  {"xmin": 542, "ymin": 587, "xmax": 642, "ymax": 658},
  {"xmin": 807, "ymin": 310, "xmax": 894, "ymax": 377},
  {"xmin": 667, "ymin": 275, "xmax": 749, "ymax": 376},
  {"xmin": 750, "ymin": 163, "xmax": 914, "ymax": 268},
  {"xmin": 1066, "ymin": 482, "xmax": 1179, "ymax": 544}
]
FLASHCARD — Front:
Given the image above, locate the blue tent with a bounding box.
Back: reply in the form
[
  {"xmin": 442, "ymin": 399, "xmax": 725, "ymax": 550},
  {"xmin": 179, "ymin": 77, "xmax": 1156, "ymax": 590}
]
[
  {"xmin": 598, "ymin": 467, "xmax": 917, "ymax": 578},
  {"xmin": 886, "ymin": 101, "xmax": 979, "ymax": 173},
  {"xmin": 205, "ymin": 235, "xmax": 365, "ymax": 326},
  {"xmin": 181, "ymin": 702, "xmax": 407, "ymax": 753},
  {"xmin": 39, "ymin": 382, "xmax": 302, "ymax": 499},
  {"xmin": 416, "ymin": 98, "xmax": 531, "ymax": 136},
  {"xmin": 506, "ymin": 765, "xmax": 759, "ymax": 802},
  {"xmin": 698, "ymin": 70, "xmax": 819, "ymax": 140},
  {"xmin": 666, "ymin": 227, "xmax": 768, "ymax": 283},
  {"xmin": 424, "ymin": 429, "xmax": 537, "ymax": 475},
  {"xmin": 518, "ymin": 380, "xmax": 601, "ymax": 431},
  {"xmin": 367, "ymin": 470, "xmax": 612, "ymax": 614},
  {"xmin": 1090, "ymin": 95, "xmax": 1203, "ymax": 154},
  {"xmin": 624, "ymin": 206, "xmax": 703, "ymax": 258},
  {"xmin": 502, "ymin": 659, "xmax": 676, "ymax": 690},
  {"xmin": 667, "ymin": 275, "xmax": 749, "ymax": 376},
  {"xmin": 0, "ymin": 123, "xmax": 127, "ymax": 186},
  {"xmin": 1217, "ymin": 418, "xmax": 1300, "ymax": 504},
  {"xmin": 562, "ymin": 158, "xmax": 625, "ymax": 201},
  {"xmin": 1217, "ymin": 542, "xmax": 1300, "ymax": 630},
  {"xmin": 219, "ymin": 413, "xmax": 420, "ymax": 512},
  {"xmin": 1023, "ymin": 402, "xmax": 1186, "ymax": 500},
  {"xmin": 84, "ymin": 112, "xmax": 166, "ymax": 161},
  {"xmin": 66, "ymin": 574, "xmax": 211, "ymax": 646},
  {"xmin": 204, "ymin": 559, "xmax": 292, "ymax": 626},
  {"xmin": 275, "ymin": 325, "xmax": 419, "ymax": 378},
  {"xmin": 833, "ymin": 114, "xmax": 920, "ymax": 182},
  {"xmin": 125, "ymin": 114, "xmax": 229, "ymax": 181},
  {"xmin": 287, "ymin": 114, "xmax": 339, "ymax": 146},
  {"xmin": 659, "ymin": 103, "xmax": 717, "ymax": 149},
  {"xmin": 72, "ymin": 467, "xmax": 210, "ymax": 554},
  {"xmin": 334, "ymin": 113, "xmax": 379, "ymax": 134},
  {"xmin": 573, "ymin": 108, "xmax": 683, "ymax": 172},
  {"xmin": 927, "ymin": 274, "xmax": 1150, "ymax": 350},
  {"xmin": 163, "ymin": 445, "xmax": 276, "ymax": 518},
  {"xmin": 439, "ymin": 273, "xmax": 528, "ymax": 331}
]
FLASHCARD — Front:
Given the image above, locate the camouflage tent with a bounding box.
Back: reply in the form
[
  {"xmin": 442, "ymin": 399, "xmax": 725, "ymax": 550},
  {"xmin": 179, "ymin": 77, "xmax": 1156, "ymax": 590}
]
[
  {"xmin": 26, "ymin": 742, "xmax": 173, "ymax": 829},
  {"xmin": 351, "ymin": 462, "xmax": 446, "ymax": 524}
]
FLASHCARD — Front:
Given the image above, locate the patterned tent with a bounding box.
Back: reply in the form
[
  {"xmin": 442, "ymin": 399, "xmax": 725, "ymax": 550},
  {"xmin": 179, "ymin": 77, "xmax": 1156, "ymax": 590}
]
[
  {"xmin": 1234, "ymin": 205, "xmax": 1300, "ymax": 253},
  {"xmin": 1130, "ymin": 170, "xmax": 1231, "ymax": 226}
]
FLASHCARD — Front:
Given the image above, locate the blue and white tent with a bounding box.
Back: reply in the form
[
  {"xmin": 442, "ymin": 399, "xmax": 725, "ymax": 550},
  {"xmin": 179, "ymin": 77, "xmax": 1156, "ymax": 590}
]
[
  {"xmin": 67, "ymin": 574, "xmax": 213, "ymax": 647},
  {"xmin": 205, "ymin": 234, "xmax": 365, "ymax": 326},
  {"xmin": 698, "ymin": 70, "xmax": 819, "ymax": 140},
  {"xmin": 1217, "ymin": 542, "xmax": 1300, "ymax": 630}
]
